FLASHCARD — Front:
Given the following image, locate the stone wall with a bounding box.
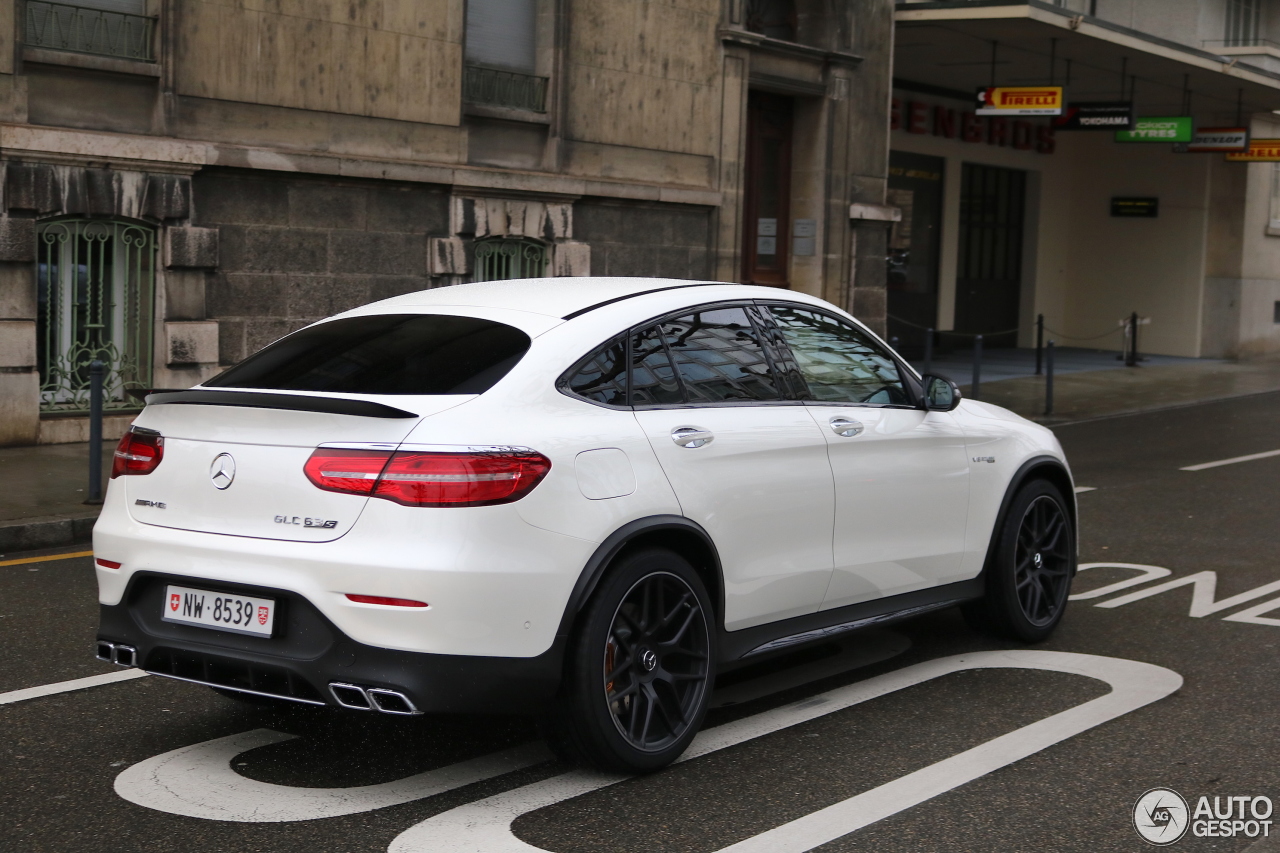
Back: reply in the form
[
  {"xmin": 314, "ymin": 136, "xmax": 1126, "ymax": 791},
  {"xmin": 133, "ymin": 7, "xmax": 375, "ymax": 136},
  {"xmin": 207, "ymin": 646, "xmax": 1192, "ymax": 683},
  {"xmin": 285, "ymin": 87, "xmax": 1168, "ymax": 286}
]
[
  {"xmin": 192, "ymin": 170, "xmax": 449, "ymax": 364},
  {"xmin": 572, "ymin": 199, "xmax": 713, "ymax": 279}
]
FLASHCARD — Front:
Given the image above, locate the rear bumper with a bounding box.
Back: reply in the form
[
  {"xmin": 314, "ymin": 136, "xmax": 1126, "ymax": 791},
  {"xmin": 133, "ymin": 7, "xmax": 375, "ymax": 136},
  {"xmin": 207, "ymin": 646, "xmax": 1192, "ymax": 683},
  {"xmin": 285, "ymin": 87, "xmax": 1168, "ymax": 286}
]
[{"xmin": 97, "ymin": 571, "xmax": 565, "ymax": 714}]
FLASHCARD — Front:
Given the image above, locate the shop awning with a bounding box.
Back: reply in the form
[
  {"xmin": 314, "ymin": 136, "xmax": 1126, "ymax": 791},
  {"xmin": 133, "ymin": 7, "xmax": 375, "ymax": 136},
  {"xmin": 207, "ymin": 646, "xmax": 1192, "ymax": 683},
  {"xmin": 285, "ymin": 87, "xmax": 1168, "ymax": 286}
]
[{"xmin": 895, "ymin": 1, "xmax": 1280, "ymax": 118}]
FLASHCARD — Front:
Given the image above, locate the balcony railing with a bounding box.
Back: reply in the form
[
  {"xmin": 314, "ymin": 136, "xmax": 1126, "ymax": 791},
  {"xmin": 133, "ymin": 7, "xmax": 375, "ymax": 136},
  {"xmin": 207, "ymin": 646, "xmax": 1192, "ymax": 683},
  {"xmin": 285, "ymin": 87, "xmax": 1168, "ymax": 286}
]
[
  {"xmin": 464, "ymin": 64, "xmax": 548, "ymax": 113},
  {"xmin": 26, "ymin": 1, "xmax": 156, "ymax": 63}
]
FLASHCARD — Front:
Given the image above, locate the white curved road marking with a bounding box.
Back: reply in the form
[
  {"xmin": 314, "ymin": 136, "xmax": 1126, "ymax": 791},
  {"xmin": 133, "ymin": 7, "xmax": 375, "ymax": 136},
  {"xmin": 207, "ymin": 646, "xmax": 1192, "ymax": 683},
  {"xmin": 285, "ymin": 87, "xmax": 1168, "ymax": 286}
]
[
  {"xmin": 1180, "ymin": 449, "xmax": 1280, "ymax": 471},
  {"xmin": 1069, "ymin": 562, "xmax": 1172, "ymax": 601},
  {"xmin": 115, "ymin": 729, "xmax": 553, "ymax": 822},
  {"xmin": 0, "ymin": 669, "xmax": 147, "ymax": 706},
  {"xmin": 389, "ymin": 651, "xmax": 1181, "ymax": 853}
]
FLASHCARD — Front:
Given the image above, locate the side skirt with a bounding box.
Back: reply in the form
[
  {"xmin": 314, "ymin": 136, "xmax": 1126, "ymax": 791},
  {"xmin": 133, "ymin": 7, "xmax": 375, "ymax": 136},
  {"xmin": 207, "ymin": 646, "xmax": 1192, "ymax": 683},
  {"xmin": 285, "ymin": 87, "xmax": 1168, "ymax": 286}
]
[{"xmin": 717, "ymin": 578, "xmax": 985, "ymax": 664}]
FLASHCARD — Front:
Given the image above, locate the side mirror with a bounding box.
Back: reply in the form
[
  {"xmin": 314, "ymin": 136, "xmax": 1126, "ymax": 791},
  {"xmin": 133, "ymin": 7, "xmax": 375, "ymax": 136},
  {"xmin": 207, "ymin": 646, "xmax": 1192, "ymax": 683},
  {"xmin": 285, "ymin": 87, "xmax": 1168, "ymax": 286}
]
[{"xmin": 922, "ymin": 374, "xmax": 962, "ymax": 412}]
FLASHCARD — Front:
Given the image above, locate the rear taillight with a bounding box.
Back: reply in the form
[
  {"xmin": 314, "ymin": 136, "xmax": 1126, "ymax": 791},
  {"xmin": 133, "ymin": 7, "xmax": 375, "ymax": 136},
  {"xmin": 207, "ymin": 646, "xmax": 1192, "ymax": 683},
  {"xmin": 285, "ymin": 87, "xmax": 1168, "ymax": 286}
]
[
  {"xmin": 111, "ymin": 430, "xmax": 164, "ymax": 478},
  {"xmin": 304, "ymin": 448, "xmax": 551, "ymax": 507}
]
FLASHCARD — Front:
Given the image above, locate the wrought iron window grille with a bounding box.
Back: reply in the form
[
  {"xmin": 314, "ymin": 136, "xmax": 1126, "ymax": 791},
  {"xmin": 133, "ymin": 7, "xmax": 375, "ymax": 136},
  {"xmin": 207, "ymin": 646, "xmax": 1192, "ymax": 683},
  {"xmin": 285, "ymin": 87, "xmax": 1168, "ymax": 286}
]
[
  {"xmin": 473, "ymin": 237, "xmax": 549, "ymax": 282},
  {"xmin": 463, "ymin": 63, "xmax": 549, "ymax": 113},
  {"xmin": 26, "ymin": 1, "xmax": 157, "ymax": 62},
  {"xmin": 37, "ymin": 219, "xmax": 156, "ymax": 414}
]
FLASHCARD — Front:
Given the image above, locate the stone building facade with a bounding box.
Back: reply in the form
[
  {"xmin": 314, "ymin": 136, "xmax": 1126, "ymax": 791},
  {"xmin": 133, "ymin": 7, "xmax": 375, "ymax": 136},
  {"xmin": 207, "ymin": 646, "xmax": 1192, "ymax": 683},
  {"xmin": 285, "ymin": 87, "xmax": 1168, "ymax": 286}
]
[{"xmin": 0, "ymin": 0, "xmax": 895, "ymax": 446}]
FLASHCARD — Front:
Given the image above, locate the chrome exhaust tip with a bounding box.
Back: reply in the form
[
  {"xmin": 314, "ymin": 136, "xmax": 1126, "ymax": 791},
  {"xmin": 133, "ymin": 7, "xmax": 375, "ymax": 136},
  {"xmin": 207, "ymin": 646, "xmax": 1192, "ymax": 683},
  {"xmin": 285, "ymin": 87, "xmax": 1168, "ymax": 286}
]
[
  {"xmin": 113, "ymin": 645, "xmax": 138, "ymax": 667},
  {"xmin": 367, "ymin": 688, "xmax": 421, "ymax": 716},
  {"xmin": 329, "ymin": 682, "xmax": 373, "ymax": 710},
  {"xmin": 95, "ymin": 640, "xmax": 115, "ymax": 663}
]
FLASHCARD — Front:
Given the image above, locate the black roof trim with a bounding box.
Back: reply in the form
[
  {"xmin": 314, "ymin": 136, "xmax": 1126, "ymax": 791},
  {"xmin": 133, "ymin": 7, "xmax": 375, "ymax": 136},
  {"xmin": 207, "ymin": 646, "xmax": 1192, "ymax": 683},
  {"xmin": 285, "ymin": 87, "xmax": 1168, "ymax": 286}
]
[
  {"xmin": 561, "ymin": 282, "xmax": 722, "ymax": 321},
  {"xmin": 144, "ymin": 389, "xmax": 419, "ymax": 419}
]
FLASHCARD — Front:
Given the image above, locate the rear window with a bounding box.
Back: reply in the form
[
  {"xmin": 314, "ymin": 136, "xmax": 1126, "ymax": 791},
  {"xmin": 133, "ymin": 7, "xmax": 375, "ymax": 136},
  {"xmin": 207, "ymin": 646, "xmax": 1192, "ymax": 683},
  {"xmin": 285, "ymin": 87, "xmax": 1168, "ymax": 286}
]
[{"xmin": 205, "ymin": 314, "xmax": 531, "ymax": 395}]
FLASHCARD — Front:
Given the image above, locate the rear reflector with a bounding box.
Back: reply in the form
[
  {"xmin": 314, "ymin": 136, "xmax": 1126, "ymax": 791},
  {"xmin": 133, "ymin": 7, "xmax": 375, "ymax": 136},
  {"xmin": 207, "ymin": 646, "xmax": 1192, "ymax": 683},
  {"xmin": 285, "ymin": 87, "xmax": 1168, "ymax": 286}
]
[
  {"xmin": 111, "ymin": 430, "xmax": 164, "ymax": 478},
  {"xmin": 345, "ymin": 594, "xmax": 429, "ymax": 608},
  {"xmin": 305, "ymin": 448, "xmax": 551, "ymax": 508},
  {"xmin": 95, "ymin": 558, "xmax": 122, "ymax": 570}
]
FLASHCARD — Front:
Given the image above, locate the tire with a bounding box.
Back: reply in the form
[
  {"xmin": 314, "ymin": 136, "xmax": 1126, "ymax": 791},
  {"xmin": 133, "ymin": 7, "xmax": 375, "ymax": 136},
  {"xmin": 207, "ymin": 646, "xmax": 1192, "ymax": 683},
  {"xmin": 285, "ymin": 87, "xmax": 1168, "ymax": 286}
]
[
  {"xmin": 543, "ymin": 547, "xmax": 716, "ymax": 773},
  {"xmin": 963, "ymin": 479, "xmax": 1076, "ymax": 643}
]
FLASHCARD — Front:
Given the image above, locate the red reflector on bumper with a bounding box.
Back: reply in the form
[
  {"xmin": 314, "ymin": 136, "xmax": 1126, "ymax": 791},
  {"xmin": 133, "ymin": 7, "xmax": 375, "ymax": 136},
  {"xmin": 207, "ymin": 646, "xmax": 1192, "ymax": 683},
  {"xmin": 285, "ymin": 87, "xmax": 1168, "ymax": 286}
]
[
  {"xmin": 345, "ymin": 594, "xmax": 429, "ymax": 608},
  {"xmin": 95, "ymin": 558, "xmax": 122, "ymax": 570}
]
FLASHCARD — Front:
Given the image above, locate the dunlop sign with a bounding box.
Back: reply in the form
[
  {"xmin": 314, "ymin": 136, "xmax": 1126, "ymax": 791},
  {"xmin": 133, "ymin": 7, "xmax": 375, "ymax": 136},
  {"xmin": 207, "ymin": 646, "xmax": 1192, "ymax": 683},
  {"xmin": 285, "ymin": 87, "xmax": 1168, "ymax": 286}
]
[
  {"xmin": 1226, "ymin": 139, "xmax": 1280, "ymax": 162},
  {"xmin": 1185, "ymin": 127, "xmax": 1250, "ymax": 152},
  {"xmin": 976, "ymin": 86, "xmax": 1064, "ymax": 116}
]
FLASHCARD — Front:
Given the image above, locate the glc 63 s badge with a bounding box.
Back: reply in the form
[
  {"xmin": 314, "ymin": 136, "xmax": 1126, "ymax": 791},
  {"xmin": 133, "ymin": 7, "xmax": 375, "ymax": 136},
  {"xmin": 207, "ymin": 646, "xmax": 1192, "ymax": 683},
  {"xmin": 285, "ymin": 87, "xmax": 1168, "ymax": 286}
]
[{"xmin": 274, "ymin": 515, "xmax": 339, "ymax": 529}]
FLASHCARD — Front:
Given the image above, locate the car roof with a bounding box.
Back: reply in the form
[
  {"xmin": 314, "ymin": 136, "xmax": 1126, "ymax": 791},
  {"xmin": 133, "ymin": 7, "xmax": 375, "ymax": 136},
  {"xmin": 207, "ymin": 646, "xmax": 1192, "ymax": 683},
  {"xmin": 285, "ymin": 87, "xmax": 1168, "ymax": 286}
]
[{"xmin": 362, "ymin": 277, "xmax": 755, "ymax": 320}]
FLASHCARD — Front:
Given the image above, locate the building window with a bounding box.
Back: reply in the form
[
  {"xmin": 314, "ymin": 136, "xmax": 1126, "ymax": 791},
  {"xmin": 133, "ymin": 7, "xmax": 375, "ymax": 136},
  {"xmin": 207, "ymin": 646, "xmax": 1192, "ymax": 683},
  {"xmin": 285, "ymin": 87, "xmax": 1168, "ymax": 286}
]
[
  {"xmin": 36, "ymin": 219, "xmax": 156, "ymax": 413},
  {"xmin": 464, "ymin": 0, "xmax": 548, "ymax": 112},
  {"xmin": 1270, "ymin": 164, "xmax": 1280, "ymax": 231},
  {"xmin": 744, "ymin": 0, "xmax": 796, "ymax": 41},
  {"xmin": 26, "ymin": 1, "xmax": 157, "ymax": 62},
  {"xmin": 473, "ymin": 237, "xmax": 549, "ymax": 281},
  {"xmin": 1226, "ymin": 0, "xmax": 1262, "ymax": 47}
]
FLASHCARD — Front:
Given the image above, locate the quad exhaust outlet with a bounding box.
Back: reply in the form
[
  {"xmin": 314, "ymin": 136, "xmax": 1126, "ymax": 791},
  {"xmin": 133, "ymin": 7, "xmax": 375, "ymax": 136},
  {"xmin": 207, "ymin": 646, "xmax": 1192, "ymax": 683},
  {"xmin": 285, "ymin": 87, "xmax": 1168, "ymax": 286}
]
[
  {"xmin": 329, "ymin": 682, "xmax": 421, "ymax": 715},
  {"xmin": 95, "ymin": 640, "xmax": 137, "ymax": 668}
]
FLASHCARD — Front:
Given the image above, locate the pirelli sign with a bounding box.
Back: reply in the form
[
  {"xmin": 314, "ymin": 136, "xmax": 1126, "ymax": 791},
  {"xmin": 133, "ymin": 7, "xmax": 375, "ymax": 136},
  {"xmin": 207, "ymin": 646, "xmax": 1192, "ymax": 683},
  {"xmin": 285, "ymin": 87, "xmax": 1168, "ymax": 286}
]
[
  {"xmin": 975, "ymin": 86, "xmax": 1064, "ymax": 116},
  {"xmin": 1225, "ymin": 139, "xmax": 1280, "ymax": 162}
]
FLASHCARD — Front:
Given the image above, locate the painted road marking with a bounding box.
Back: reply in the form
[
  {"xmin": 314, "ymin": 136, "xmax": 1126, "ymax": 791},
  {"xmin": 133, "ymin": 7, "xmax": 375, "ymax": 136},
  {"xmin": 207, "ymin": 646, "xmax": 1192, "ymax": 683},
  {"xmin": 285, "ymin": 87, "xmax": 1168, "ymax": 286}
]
[
  {"xmin": 0, "ymin": 550, "xmax": 93, "ymax": 567},
  {"xmin": 113, "ymin": 632, "xmax": 911, "ymax": 822},
  {"xmin": 115, "ymin": 732, "xmax": 553, "ymax": 823},
  {"xmin": 1074, "ymin": 486, "xmax": 1096, "ymax": 494},
  {"xmin": 1070, "ymin": 563, "xmax": 1172, "ymax": 601},
  {"xmin": 1180, "ymin": 449, "xmax": 1280, "ymax": 471},
  {"xmin": 0, "ymin": 669, "xmax": 147, "ymax": 706},
  {"xmin": 1095, "ymin": 572, "xmax": 1280, "ymax": 616},
  {"xmin": 389, "ymin": 651, "xmax": 1181, "ymax": 853}
]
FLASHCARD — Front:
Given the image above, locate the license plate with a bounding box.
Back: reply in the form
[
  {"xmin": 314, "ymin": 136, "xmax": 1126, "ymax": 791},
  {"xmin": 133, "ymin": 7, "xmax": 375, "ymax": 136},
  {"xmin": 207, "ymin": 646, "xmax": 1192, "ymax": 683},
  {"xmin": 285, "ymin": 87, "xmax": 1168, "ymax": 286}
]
[{"xmin": 162, "ymin": 585, "xmax": 276, "ymax": 637}]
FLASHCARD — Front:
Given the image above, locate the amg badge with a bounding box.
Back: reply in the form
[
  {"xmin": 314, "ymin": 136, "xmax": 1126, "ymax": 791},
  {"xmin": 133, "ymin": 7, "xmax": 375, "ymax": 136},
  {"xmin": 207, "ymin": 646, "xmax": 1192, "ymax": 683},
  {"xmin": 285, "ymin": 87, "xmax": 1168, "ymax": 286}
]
[{"xmin": 134, "ymin": 499, "xmax": 167, "ymax": 509}]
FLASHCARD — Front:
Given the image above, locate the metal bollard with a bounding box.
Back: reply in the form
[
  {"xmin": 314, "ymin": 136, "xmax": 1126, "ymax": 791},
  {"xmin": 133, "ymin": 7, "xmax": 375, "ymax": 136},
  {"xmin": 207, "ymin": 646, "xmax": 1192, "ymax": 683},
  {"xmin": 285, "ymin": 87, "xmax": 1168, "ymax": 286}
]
[
  {"xmin": 1035, "ymin": 313, "xmax": 1044, "ymax": 375},
  {"xmin": 971, "ymin": 334, "xmax": 983, "ymax": 401},
  {"xmin": 924, "ymin": 328, "xmax": 934, "ymax": 375},
  {"xmin": 1128, "ymin": 311, "xmax": 1140, "ymax": 366},
  {"xmin": 1045, "ymin": 341, "xmax": 1055, "ymax": 416},
  {"xmin": 86, "ymin": 359, "xmax": 104, "ymax": 505}
]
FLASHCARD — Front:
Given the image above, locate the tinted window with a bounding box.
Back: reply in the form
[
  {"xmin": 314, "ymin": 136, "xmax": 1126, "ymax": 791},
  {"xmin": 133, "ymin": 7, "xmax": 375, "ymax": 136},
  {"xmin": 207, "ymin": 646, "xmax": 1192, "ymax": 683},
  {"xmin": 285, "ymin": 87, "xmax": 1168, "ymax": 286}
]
[
  {"xmin": 767, "ymin": 305, "xmax": 909, "ymax": 405},
  {"xmin": 630, "ymin": 324, "xmax": 684, "ymax": 406},
  {"xmin": 563, "ymin": 337, "xmax": 627, "ymax": 406},
  {"xmin": 663, "ymin": 307, "xmax": 782, "ymax": 403},
  {"xmin": 205, "ymin": 314, "xmax": 530, "ymax": 395}
]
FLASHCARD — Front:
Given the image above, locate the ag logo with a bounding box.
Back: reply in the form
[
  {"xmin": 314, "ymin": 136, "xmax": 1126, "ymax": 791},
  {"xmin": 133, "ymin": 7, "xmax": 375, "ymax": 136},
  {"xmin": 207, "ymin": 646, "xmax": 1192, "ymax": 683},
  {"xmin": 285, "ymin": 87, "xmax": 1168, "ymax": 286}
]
[{"xmin": 1135, "ymin": 787, "xmax": 1190, "ymax": 845}]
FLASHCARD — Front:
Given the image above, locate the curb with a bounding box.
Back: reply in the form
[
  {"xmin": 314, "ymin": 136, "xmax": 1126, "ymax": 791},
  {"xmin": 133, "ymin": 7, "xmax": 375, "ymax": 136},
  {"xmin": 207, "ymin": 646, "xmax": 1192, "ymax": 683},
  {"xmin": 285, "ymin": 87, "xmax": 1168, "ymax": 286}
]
[{"xmin": 0, "ymin": 512, "xmax": 99, "ymax": 553}]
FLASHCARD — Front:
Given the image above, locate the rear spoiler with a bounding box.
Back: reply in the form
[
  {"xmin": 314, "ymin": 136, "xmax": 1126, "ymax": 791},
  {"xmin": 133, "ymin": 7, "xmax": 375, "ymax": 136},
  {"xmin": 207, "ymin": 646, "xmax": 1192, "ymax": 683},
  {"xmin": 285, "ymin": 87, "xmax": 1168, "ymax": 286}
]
[{"xmin": 144, "ymin": 389, "xmax": 418, "ymax": 419}]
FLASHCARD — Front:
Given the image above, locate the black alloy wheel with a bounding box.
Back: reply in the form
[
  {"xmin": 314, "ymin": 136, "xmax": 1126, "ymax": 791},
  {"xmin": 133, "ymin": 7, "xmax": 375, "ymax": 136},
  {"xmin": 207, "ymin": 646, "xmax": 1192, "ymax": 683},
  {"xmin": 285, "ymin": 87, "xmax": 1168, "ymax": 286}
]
[
  {"xmin": 603, "ymin": 571, "xmax": 711, "ymax": 753},
  {"xmin": 543, "ymin": 548, "xmax": 716, "ymax": 773},
  {"xmin": 1013, "ymin": 495, "xmax": 1072, "ymax": 627},
  {"xmin": 963, "ymin": 479, "xmax": 1076, "ymax": 643}
]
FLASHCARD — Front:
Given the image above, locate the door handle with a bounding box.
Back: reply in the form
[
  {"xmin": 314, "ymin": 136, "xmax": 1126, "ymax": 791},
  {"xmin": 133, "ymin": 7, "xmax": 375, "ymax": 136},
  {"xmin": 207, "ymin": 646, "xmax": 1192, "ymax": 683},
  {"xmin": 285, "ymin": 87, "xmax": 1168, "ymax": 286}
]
[
  {"xmin": 671, "ymin": 427, "xmax": 714, "ymax": 448},
  {"xmin": 829, "ymin": 417, "xmax": 864, "ymax": 438}
]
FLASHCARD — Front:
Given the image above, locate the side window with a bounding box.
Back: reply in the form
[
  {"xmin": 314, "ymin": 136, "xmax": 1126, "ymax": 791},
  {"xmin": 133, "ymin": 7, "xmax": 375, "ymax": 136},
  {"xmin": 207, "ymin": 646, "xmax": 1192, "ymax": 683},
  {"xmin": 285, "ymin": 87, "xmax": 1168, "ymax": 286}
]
[
  {"xmin": 767, "ymin": 305, "xmax": 910, "ymax": 405},
  {"xmin": 662, "ymin": 306, "xmax": 782, "ymax": 403},
  {"xmin": 562, "ymin": 337, "xmax": 627, "ymax": 406},
  {"xmin": 630, "ymin": 324, "xmax": 684, "ymax": 406}
]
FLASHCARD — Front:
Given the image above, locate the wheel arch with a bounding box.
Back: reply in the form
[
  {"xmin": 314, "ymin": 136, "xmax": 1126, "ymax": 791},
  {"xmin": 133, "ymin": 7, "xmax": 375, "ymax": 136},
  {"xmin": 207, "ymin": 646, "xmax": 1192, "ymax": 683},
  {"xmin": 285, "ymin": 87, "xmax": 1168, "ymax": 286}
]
[
  {"xmin": 981, "ymin": 455, "xmax": 1078, "ymax": 579},
  {"xmin": 554, "ymin": 515, "xmax": 724, "ymax": 642}
]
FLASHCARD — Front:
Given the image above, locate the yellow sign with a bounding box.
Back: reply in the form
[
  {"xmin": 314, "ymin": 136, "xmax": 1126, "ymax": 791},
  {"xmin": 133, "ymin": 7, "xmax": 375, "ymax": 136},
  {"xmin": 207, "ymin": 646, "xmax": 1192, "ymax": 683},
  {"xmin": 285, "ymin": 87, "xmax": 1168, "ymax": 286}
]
[
  {"xmin": 1225, "ymin": 139, "xmax": 1280, "ymax": 161},
  {"xmin": 975, "ymin": 86, "xmax": 1064, "ymax": 116}
]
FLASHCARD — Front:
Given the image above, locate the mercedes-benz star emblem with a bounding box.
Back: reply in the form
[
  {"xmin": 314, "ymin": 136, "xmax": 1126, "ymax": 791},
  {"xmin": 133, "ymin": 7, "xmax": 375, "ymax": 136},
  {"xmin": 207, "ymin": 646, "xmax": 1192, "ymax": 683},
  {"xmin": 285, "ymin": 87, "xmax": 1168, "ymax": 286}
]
[
  {"xmin": 640, "ymin": 649, "xmax": 658, "ymax": 672},
  {"xmin": 210, "ymin": 453, "xmax": 236, "ymax": 490}
]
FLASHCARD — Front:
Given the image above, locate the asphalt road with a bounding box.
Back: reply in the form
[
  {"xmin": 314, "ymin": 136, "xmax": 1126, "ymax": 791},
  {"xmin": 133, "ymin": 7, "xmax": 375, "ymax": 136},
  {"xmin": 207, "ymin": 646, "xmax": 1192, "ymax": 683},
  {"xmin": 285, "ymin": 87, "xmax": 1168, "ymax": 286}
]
[{"xmin": 4, "ymin": 391, "xmax": 1280, "ymax": 852}]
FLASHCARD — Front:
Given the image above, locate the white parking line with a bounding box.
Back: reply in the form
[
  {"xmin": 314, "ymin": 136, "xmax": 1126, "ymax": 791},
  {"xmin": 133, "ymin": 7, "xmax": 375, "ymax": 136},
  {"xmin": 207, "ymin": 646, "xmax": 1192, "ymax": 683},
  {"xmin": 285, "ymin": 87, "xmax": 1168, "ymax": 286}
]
[
  {"xmin": 389, "ymin": 651, "xmax": 1182, "ymax": 853},
  {"xmin": 1180, "ymin": 449, "xmax": 1280, "ymax": 471},
  {"xmin": 115, "ymin": 731, "xmax": 552, "ymax": 822},
  {"xmin": 0, "ymin": 669, "xmax": 147, "ymax": 706},
  {"xmin": 1074, "ymin": 486, "xmax": 1096, "ymax": 494}
]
